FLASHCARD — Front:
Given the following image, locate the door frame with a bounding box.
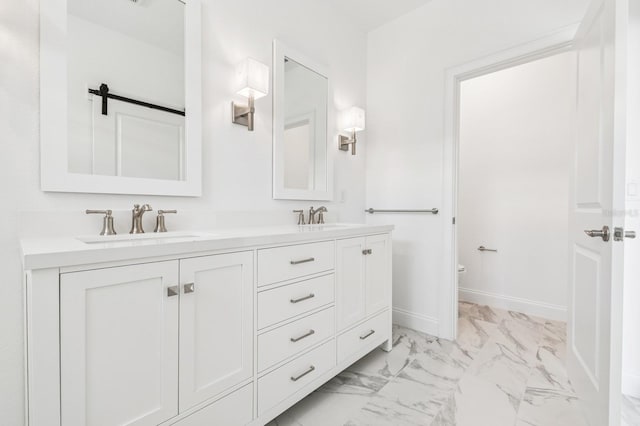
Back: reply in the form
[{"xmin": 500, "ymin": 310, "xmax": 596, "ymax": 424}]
[{"xmin": 439, "ymin": 24, "xmax": 580, "ymax": 340}]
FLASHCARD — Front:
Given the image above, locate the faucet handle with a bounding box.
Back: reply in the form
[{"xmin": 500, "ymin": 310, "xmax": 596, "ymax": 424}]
[
  {"xmin": 155, "ymin": 210, "xmax": 177, "ymax": 233},
  {"xmin": 317, "ymin": 208, "xmax": 327, "ymax": 224},
  {"xmin": 293, "ymin": 210, "xmax": 306, "ymax": 225},
  {"xmin": 86, "ymin": 210, "xmax": 116, "ymax": 236}
]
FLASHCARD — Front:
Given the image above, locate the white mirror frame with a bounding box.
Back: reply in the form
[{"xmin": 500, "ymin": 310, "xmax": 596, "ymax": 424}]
[
  {"xmin": 40, "ymin": 0, "xmax": 202, "ymax": 196},
  {"xmin": 272, "ymin": 40, "xmax": 333, "ymax": 201}
]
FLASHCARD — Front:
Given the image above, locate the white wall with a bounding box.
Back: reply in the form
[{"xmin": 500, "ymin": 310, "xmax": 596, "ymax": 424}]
[
  {"xmin": 0, "ymin": 1, "xmax": 368, "ymax": 424},
  {"xmin": 365, "ymin": 0, "xmax": 589, "ymax": 334},
  {"xmin": 623, "ymin": 0, "xmax": 640, "ymax": 399},
  {"xmin": 457, "ymin": 52, "xmax": 575, "ymax": 321}
]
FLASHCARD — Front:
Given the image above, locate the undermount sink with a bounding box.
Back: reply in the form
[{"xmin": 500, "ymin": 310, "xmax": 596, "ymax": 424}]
[
  {"xmin": 77, "ymin": 231, "xmax": 207, "ymax": 245},
  {"xmin": 298, "ymin": 224, "xmax": 352, "ymax": 230}
]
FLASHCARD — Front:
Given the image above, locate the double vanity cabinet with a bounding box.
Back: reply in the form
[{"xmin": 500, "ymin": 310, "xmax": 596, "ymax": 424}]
[{"xmin": 21, "ymin": 224, "xmax": 393, "ymax": 426}]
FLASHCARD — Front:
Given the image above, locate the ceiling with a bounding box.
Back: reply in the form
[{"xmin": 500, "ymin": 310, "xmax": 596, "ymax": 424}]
[
  {"xmin": 326, "ymin": 0, "xmax": 433, "ymax": 32},
  {"xmin": 67, "ymin": 0, "xmax": 184, "ymax": 55}
]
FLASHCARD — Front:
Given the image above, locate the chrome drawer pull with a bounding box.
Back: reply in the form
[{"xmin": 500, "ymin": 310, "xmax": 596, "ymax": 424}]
[
  {"xmin": 290, "ymin": 365, "xmax": 315, "ymax": 382},
  {"xmin": 290, "ymin": 329, "xmax": 315, "ymax": 343},
  {"xmin": 290, "ymin": 257, "xmax": 315, "ymax": 265},
  {"xmin": 290, "ymin": 293, "xmax": 315, "ymax": 304},
  {"xmin": 360, "ymin": 329, "xmax": 376, "ymax": 340},
  {"xmin": 167, "ymin": 286, "xmax": 179, "ymax": 297},
  {"xmin": 361, "ymin": 249, "xmax": 372, "ymax": 255}
]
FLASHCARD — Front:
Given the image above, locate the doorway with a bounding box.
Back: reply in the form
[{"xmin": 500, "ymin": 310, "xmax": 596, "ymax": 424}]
[{"xmin": 456, "ymin": 52, "xmax": 575, "ymax": 322}]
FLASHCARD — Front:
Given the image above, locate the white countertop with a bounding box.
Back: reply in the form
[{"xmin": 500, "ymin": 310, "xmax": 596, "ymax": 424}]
[{"xmin": 20, "ymin": 223, "xmax": 394, "ymax": 270}]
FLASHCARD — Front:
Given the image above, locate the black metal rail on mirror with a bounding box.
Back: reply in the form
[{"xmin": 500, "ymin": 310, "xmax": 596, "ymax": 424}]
[{"xmin": 88, "ymin": 83, "xmax": 186, "ymax": 117}]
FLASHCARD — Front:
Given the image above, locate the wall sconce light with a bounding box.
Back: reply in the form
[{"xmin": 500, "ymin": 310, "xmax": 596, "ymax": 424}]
[
  {"xmin": 232, "ymin": 58, "xmax": 269, "ymax": 131},
  {"xmin": 338, "ymin": 106, "xmax": 365, "ymax": 155}
]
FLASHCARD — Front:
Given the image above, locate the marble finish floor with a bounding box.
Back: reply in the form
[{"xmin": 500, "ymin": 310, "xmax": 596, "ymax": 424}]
[{"xmin": 268, "ymin": 302, "xmax": 587, "ymax": 426}]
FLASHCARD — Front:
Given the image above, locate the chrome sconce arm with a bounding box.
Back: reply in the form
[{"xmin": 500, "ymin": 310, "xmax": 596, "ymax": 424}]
[
  {"xmin": 231, "ymin": 58, "xmax": 269, "ymax": 132},
  {"xmin": 232, "ymin": 95, "xmax": 255, "ymax": 131},
  {"xmin": 339, "ymin": 130, "xmax": 357, "ymax": 155},
  {"xmin": 338, "ymin": 106, "xmax": 365, "ymax": 156}
]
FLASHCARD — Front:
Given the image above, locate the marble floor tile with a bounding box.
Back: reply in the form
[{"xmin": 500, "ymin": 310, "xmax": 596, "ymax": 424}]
[
  {"xmin": 436, "ymin": 374, "xmax": 520, "ymax": 426},
  {"xmin": 267, "ymin": 391, "xmax": 371, "ymax": 426},
  {"xmin": 345, "ymin": 393, "xmax": 438, "ymax": 426},
  {"xmin": 516, "ymin": 387, "xmax": 587, "ymax": 426},
  {"xmin": 269, "ymin": 302, "xmax": 585, "ymax": 426}
]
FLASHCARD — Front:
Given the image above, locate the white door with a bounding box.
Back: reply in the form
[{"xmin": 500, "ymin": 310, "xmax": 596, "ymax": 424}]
[
  {"xmin": 336, "ymin": 237, "xmax": 366, "ymax": 330},
  {"xmin": 568, "ymin": 0, "xmax": 628, "ymax": 424},
  {"xmin": 365, "ymin": 234, "xmax": 391, "ymax": 315},
  {"xmin": 179, "ymin": 252, "xmax": 254, "ymax": 411},
  {"xmin": 60, "ymin": 261, "xmax": 179, "ymax": 426}
]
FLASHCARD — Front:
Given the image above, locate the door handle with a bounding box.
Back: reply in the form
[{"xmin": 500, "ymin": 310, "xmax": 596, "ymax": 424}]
[
  {"xmin": 167, "ymin": 286, "xmax": 179, "ymax": 297},
  {"xmin": 614, "ymin": 227, "xmax": 637, "ymax": 241},
  {"xmin": 183, "ymin": 283, "xmax": 195, "ymax": 294},
  {"xmin": 584, "ymin": 226, "xmax": 610, "ymax": 242}
]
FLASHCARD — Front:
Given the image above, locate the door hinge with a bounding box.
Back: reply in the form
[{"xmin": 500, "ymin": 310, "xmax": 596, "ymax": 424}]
[{"xmin": 452, "ymin": 217, "xmax": 456, "ymax": 225}]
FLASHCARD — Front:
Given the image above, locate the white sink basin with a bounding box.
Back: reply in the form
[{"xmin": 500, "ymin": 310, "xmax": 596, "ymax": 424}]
[
  {"xmin": 298, "ymin": 224, "xmax": 353, "ymax": 231},
  {"xmin": 77, "ymin": 231, "xmax": 208, "ymax": 245}
]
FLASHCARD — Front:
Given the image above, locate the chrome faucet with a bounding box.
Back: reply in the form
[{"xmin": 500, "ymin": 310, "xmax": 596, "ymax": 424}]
[
  {"xmin": 308, "ymin": 206, "xmax": 327, "ymax": 224},
  {"xmin": 130, "ymin": 204, "xmax": 153, "ymax": 234}
]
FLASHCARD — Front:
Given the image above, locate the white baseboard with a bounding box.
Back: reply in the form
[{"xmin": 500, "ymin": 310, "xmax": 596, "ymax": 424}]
[
  {"xmin": 458, "ymin": 287, "xmax": 567, "ymax": 322},
  {"xmin": 392, "ymin": 307, "xmax": 439, "ymax": 336},
  {"xmin": 623, "ymin": 371, "xmax": 640, "ymax": 398}
]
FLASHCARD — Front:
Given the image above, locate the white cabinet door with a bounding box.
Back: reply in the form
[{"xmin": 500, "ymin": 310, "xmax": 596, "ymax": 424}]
[
  {"xmin": 179, "ymin": 252, "xmax": 254, "ymax": 411},
  {"xmin": 60, "ymin": 261, "xmax": 179, "ymax": 426},
  {"xmin": 365, "ymin": 234, "xmax": 390, "ymax": 315},
  {"xmin": 336, "ymin": 237, "xmax": 366, "ymax": 331}
]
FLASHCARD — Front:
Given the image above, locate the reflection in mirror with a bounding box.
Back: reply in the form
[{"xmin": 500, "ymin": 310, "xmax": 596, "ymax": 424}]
[
  {"xmin": 66, "ymin": 0, "xmax": 185, "ymax": 180},
  {"xmin": 282, "ymin": 58, "xmax": 328, "ymax": 192}
]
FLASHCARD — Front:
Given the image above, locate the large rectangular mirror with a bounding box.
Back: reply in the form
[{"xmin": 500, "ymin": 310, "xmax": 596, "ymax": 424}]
[
  {"xmin": 40, "ymin": 0, "xmax": 202, "ymax": 196},
  {"xmin": 273, "ymin": 40, "xmax": 332, "ymax": 201}
]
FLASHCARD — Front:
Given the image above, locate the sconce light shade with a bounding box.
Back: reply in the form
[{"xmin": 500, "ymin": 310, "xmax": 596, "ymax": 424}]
[
  {"xmin": 233, "ymin": 58, "xmax": 269, "ymax": 131},
  {"xmin": 339, "ymin": 106, "xmax": 366, "ymax": 155},
  {"xmin": 343, "ymin": 106, "xmax": 366, "ymax": 132},
  {"xmin": 235, "ymin": 57, "xmax": 269, "ymax": 100}
]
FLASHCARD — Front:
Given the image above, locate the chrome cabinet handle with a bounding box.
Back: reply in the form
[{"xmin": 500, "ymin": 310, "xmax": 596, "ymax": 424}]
[
  {"xmin": 290, "ymin": 257, "xmax": 315, "ymax": 265},
  {"xmin": 290, "ymin": 365, "xmax": 315, "ymax": 382},
  {"xmin": 183, "ymin": 283, "xmax": 195, "ymax": 294},
  {"xmin": 167, "ymin": 286, "xmax": 179, "ymax": 297},
  {"xmin": 477, "ymin": 246, "xmax": 497, "ymax": 252},
  {"xmin": 584, "ymin": 226, "xmax": 610, "ymax": 242},
  {"xmin": 290, "ymin": 329, "xmax": 315, "ymax": 342},
  {"xmin": 360, "ymin": 329, "xmax": 375, "ymax": 340},
  {"xmin": 290, "ymin": 293, "xmax": 315, "ymax": 304},
  {"xmin": 362, "ymin": 249, "xmax": 372, "ymax": 255}
]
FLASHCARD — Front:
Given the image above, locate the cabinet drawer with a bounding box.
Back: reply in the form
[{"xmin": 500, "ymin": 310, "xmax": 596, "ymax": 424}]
[
  {"xmin": 258, "ymin": 274, "xmax": 334, "ymax": 329},
  {"xmin": 172, "ymin": 383, "xmax": 252, "ymax": 426},
  {"xmin": 337, "ymin": 310, "xmax": 388, "ymax": 363},
  {"xmin": 258, "ymin": 339, "xmax": 336, "ymax": 415},
  {"xmin": 258, "ymin": 241, "xmax": 335, "ymax": 286},
  {"xmin": 258, "ymin": 307, "xmax": 335, "ymax": 372}
]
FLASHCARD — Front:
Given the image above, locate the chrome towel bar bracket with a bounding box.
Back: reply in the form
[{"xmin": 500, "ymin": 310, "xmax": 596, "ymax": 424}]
[{"xmin": 365, "ymin": 208, "xmax": 439, "ymax": 215}]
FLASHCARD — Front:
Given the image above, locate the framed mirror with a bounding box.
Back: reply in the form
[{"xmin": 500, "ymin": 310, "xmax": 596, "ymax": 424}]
[
  {"xmin": 273, "ymin": 40, "xmax": 332, "ymax": 201},
  {"xmin": 40, "ymin": 0, "xmax": 202, "ymax": 196}
]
